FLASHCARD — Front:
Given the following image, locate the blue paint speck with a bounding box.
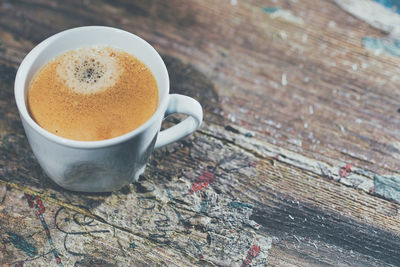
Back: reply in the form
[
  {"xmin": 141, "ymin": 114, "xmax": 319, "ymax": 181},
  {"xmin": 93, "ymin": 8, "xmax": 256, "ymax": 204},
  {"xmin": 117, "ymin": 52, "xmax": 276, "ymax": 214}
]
[
  {"xmin": 374, "ymin": 174, "xmax": 400, "ymax": 202},
  {"xmin": 373, "ymin": 0, "xmax": 400, "ymax": 14},
  {"xmin": 363, "ymin": 37, "xmax": 400, "ymax": 57},
  {"xmin": 130, "ymin": 242, "xmax": 136, "ymax": 249},
  {"xmin": 166, "ymin": 188, "xmax": 173, "ymax": 200},
  {"xmin": 229, "ymin": 201, "xmax": 254, "ymax": 209},
  {"xmin": 7, "ymin": 232, "xmax": 38, "ymax": 257},
  {"xmin": 263, "ymin": 7, "xmax": 280, "ymax": 13},
  {"xmin": 245, "ymin": 132, "xmax": 254, "ymax": 138}
]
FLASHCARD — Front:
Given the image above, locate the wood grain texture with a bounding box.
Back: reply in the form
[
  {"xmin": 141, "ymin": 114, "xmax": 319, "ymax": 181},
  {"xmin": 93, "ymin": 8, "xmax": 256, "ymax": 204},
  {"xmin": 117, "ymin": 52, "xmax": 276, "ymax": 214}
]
[{"xmin": 1, "ymin": 0, "xmax": 400, "ymax": 266}]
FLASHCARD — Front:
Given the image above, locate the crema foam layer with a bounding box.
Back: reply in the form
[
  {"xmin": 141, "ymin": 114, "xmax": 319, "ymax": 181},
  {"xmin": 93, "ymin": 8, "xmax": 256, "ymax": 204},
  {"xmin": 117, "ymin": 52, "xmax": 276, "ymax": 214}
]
[
  {"xmin": 56, "ymin": 47, "xmax": 122, "ymax": 94},
  {"xmin": 28, "ymin": 46, "xmax": 159, "ymax": 141}
]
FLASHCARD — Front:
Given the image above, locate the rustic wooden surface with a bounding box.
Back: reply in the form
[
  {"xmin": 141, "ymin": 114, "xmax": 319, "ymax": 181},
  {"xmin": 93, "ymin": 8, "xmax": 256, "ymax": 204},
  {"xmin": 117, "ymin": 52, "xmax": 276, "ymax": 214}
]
[{"xmin": 1, "ymin": 0, "xmax": 400, "ymax": 266}]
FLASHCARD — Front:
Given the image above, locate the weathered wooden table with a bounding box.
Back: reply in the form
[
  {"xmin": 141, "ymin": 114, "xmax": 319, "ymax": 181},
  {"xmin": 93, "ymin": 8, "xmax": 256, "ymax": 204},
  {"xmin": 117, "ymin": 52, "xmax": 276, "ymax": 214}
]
[{"xmin": 1, "ymin": 0, "xmax": 400, "ymax": 266}]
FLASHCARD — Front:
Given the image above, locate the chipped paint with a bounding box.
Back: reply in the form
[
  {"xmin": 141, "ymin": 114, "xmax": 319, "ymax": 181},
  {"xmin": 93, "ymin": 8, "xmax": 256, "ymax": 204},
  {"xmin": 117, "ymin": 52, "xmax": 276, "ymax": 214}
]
[
  {"xmin": 363, "ymin": 37, "xmax": 400, "ymax": 57},
  {"xmin": 373, "ymin": 0, "xmax": 400, "ymax": 14},
  {"xmin": 262, "ymin": 7, "xmax": 280, "ymax": 14},
  {"xmin": 229, "ymin": 201, "xmax": 254, "ymax": 209},
  {"xmin": 281, "ymin": 73, "xmax": 287, "ymax": 86},
  {"xmin": 7, "ymin": 232, "xmax": 38, "ymax": 257},
  {"xmin": 374, "ymin": 174, "xmax": 400, "ymax": 202},
  {"xmin": 263, "ymin": 7, "xmax": 305, "ymax": 25},
  {"xmin": 336, "ymin": 0, "xmax": 400, "ymax": 36},
  {"xmin": 203, "ymin": 124, "xmax": 375, "ymax": 193}
]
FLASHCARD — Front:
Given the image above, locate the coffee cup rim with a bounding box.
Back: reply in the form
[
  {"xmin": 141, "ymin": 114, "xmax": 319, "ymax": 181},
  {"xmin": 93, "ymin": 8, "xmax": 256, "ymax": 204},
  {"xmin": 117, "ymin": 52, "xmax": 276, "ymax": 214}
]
[{"xmin": 15, "ymin": 26, "xmax": 170, "ymax": 149}]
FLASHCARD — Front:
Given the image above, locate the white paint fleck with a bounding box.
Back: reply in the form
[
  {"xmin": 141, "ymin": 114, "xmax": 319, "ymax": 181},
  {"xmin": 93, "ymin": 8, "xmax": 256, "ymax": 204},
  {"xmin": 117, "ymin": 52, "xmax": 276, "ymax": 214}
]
[
  {"xmin": 309, "ymin": 105, "xmax": 314, "ymax": 115},
  {"xmin": 304, "ymin": 76, "xmax": 310, "ymax": 83},
  {"xmin": 328, "ymin": 20, "xmax": 336, "ymax": 28},
  {"xmin": 230, "ymin": 0, "xmax": 237, "ymax": 5},
  {"xmin": 270, "ymin": 9, "xmax": 305, "ymax": 25},
  {"xmin": 352, "ymin": 63, "xmax": 358, "ymax": 71},
  {"xmin": 374, "ymin": 49, "xmax": 382, "ymax": 56},
  {"xmin": 265, "ymin": 119, "xmax": 282, "ymax": 128},
  {"xmin": 289, "ymin": 138, "xmax": 302, "ymax": 147},
  {"xmin": 337, "ymin": 124, "xmax": 345, "ymax": 133},
  {"xmin": 228, "ymin": 113, "xmax": 236, "ymax": 122},
  {"xmin": 304, "ymin": 123, "xmax": 308, "ymax": 128},
  {"xmin": 355, "ymin": 118, "xmax": 362, "ymax": 124},
  {"xmin": 239, "ymin": 107, "xmax": 248, "ymax": 113},
  {"xmin": 289, "ymin": 214, "xmax": 294, "ymax": 220},
  {"xmin": 279, "ymin": 30, "xmax": 288, "ymax": 40},
  {"xmin": 281, "ymin": 73, "xmax": 287, "ymax": 86}
]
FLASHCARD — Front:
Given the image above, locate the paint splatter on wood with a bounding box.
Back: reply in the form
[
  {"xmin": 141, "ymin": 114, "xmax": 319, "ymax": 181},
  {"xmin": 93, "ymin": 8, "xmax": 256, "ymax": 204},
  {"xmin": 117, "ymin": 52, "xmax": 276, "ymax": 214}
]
[
  {"xmin": 373, "ymin": 0, "xmax": 400, "ymax": 14},
  {"xmin": 363, "ymin": 37, "xmax": 400, "ymax": 57},
  {"xmin": 7, "ymin": 232, "xmax": 38, "ymax": 257},
  {"xmin": 1, "ymin": 0, "xmax": 400, "ymax": 266},
  {"xmin": 263, "ymin": 7, "xmax": 305, "ymax": 25},
  {"xmin": 336, "ymin": 0, "xmax": 400, "ymax": 36},
  {"xmin": 242, "ymin": 245, "xmax": 261, "ymax": 267},
  {"xmin": 374, "ymin": 174, "xmax": 400, "ymax": 203}
]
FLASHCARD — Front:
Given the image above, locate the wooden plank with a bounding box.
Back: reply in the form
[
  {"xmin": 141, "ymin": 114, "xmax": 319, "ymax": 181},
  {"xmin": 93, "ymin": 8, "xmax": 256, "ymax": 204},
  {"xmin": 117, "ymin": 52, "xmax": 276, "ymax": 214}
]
[
  {"xmin": 2, "ymin": 124, "xmax": 400, "ymax": 265},
  {"xmin": 0, "ymin": 0, "xmax": 400, "ymax": 266}
]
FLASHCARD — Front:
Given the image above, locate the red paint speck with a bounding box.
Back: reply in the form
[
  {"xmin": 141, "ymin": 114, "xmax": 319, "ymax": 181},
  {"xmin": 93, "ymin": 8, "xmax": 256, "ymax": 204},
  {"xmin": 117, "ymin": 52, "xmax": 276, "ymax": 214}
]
[
  {"xmin": 242, "ymin": 245, "xmax": 261, "ymax": 266},
  {"xmin": 339, "ymin": 164, "xmax": 353, "ymax": 178},
  {"xmin": 190, "ymin": 169, "xmax": 215, "ymax": 194},
  {"xmin": 36, "ymin": 197, "xmax": 45, "ymax": 213}
]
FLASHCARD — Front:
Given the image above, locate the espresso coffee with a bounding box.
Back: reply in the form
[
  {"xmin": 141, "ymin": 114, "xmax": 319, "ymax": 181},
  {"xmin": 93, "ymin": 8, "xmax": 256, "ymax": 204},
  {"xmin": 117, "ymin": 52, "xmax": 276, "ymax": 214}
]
[{"xmin": 28, "ymin": 46, "xmax": 158, "ymax": 141}]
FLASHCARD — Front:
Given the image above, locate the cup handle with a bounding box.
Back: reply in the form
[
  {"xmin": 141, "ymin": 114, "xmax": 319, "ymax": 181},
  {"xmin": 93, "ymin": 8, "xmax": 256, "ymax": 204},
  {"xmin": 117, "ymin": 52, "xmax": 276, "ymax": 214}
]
[{"xmin": 155, "ymin": 94, "xmax": 203, "ymax": 149}]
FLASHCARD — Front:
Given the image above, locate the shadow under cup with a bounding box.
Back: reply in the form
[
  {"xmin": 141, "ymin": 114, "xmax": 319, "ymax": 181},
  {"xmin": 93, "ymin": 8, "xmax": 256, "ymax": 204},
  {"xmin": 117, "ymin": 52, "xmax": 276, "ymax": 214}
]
[{"xmin": 14, "ymin": 26, "xmax": 174, "ymax": 192}]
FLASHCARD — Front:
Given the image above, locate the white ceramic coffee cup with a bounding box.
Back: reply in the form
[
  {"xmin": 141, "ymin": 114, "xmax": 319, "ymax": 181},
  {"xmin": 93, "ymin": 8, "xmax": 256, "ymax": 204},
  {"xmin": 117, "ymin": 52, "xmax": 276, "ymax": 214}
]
[{"xmin": 14, "ymin": 26, "xmax": 203, "ymax": 192}]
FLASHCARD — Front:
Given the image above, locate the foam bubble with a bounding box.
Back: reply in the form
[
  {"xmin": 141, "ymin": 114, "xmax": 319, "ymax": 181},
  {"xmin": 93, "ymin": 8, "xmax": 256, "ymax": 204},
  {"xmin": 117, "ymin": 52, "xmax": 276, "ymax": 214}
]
[{"xmin": 56, "ymin": 46, "xmax": 122, "ymax": 94}]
